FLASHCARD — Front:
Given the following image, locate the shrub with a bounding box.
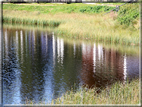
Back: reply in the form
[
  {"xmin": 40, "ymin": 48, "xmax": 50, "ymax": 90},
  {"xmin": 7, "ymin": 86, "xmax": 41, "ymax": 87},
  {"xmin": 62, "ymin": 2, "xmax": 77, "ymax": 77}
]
[
  {"xmin": 79, "ymin": 6, "xmax": 115, "ymax": 13},
  {"xmin": 117, "ymin": 3, "xmax": 139, "ymax": 26},
  {"xmin": 79, "ymin": 8, "xmax": 86, "ymax": 13}
]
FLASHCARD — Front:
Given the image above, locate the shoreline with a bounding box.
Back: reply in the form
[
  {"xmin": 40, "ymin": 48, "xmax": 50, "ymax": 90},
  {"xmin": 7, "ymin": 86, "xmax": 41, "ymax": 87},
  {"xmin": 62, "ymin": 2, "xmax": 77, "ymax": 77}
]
[{"xmin": 3, "ymin": 23, "xmax": 139, "ymax": 55}]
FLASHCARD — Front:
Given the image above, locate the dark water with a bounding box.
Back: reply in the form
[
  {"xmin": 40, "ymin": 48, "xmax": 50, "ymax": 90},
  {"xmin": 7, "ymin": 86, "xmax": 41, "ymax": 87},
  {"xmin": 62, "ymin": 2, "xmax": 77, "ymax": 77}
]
[{"xmin": 2, "ymin": 27, "xmax": 139, "ymax": 104}]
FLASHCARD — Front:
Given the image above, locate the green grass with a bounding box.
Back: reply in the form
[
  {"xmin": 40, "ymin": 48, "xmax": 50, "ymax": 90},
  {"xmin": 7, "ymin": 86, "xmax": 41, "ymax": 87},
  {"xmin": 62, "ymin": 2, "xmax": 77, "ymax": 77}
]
[
  {"xmin": 3, "ymin": 3, "xmax": 116, "ymax": 14},
  {"xmin": 3, "ymin": 3, "xmax": 140, "ymax": 46},
  {"xmin": 51, "ymin": 79, "xmax": 140, "ymax": 104}
]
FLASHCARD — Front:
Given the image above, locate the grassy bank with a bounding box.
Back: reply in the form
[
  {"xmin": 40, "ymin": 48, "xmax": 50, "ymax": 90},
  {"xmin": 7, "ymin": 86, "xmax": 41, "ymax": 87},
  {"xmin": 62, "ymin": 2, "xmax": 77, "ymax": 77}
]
[
  {"xmin": 3, "ymin": 3, "xmax": 140, "ymax": 45},
  {"xmin": 51, "ymin": 79, "xmax": 140, "ymax": 104}
]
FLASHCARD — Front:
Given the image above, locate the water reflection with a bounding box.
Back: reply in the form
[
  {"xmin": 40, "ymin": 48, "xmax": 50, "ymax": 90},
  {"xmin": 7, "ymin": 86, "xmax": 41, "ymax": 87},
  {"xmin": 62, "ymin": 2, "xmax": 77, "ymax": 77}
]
[
  {"xmin": 81, "ymin": 43, "xmax": 139, "ymax": 91},
  {"xmin": 2, "ymin": 28, "xmax": 139, "ymax": 104}
]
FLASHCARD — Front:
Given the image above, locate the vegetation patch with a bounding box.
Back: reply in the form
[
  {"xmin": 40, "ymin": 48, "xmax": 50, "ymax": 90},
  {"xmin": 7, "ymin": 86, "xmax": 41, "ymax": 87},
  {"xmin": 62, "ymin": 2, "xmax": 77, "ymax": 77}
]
[
  {"xmin": 3, "ymin": 16, "xmax": 61, "ymax": 27},
  {"xmin": 117, "ymin": 3, "xmax": 139, "ymax": 26},
  {"xmin": 3, "ymin": 3, "xmax": 116, "ymax": 14},
  {"xmin": 52, "ymin": 79, "xmax": 139, "ymax": 104},
  {"xmin": 3, "ymin": 3, "xmax": 140, "ymax": 46}
]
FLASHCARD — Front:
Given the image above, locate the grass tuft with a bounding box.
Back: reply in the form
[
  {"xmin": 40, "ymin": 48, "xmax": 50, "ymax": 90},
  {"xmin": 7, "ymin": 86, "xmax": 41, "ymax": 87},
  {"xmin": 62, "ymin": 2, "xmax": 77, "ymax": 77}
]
[{"xmin": 52, "ymin": 79, "xmax": 140, "ymax": 104}]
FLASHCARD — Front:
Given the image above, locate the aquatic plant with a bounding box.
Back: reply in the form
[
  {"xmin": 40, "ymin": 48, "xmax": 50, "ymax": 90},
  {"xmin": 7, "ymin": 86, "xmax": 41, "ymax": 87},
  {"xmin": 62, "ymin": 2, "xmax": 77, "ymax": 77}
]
[{"xmin": 3, "ymin": 16, "xmax": 61, "ymax": 27}]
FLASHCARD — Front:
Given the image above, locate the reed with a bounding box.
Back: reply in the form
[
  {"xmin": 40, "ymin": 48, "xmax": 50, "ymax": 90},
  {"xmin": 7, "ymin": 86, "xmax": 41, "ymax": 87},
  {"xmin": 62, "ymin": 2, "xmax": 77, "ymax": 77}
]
[
  {"xmin": 3, "ymin": 23, "xmax": 56, "ymax": 32},
  {"xmin": 3, "ymin": 16, "xmax": 61, "ymax": 27}
]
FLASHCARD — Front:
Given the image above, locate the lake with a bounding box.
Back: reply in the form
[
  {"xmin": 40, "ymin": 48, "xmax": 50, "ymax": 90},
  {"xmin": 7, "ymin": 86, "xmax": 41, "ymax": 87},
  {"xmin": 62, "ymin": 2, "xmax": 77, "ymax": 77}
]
[{"xmin": 2, "ymin": 27, "xmax": 139, "ymax": 104}]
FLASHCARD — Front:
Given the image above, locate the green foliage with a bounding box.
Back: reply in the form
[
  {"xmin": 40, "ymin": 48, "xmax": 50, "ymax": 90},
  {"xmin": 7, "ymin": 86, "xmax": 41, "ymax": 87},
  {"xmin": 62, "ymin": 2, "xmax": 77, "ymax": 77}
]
[
  {"xmin": 78, "ymin": 6, "xmax": 115, "ymax": 13},
  {"xmin": 117, "ymin": 3, "xmax": 139, "ymax": 26}
]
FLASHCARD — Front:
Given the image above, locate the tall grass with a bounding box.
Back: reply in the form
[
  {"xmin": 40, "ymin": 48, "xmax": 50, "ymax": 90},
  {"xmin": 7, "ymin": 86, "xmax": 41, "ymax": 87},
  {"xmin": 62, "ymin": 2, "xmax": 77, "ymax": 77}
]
[
  {"xmin": 3, "ymin": 3, "xmax": 140, "ymax": 45},
  {"xmin": 51, "ymin": 79, "xmax": 140, "ymax": 104},
  {"xmin": 3, "ymin": 23, "xmax": 56, "ymax": 32},
  {"xmin": 54, "ymin": 13, "xmax": 139, "ymax": 45},
  {"xmin": 3, "ymin": 16, "xmax": 61, "ymax": 27}
]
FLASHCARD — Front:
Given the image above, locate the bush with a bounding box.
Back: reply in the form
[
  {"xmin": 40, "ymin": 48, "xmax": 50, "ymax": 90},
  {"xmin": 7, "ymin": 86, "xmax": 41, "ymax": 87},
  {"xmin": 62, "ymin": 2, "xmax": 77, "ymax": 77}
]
[
  {"xmin": 117, "ymin": 3, "xmax": 139, "ymax": 26},
  {"xmin": 79, "ymin": 8, "xmax": 86, "ymax": 13},
  {"xmin": 79, "ymin": 6, "xmax": 115, "ymax": 13}
]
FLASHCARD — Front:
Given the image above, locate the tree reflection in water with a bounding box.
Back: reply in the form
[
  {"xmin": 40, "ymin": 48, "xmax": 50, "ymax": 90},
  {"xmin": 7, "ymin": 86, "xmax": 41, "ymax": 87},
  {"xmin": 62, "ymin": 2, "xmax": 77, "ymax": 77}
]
[{"xmin": 81, "ymin": 42, "xmax": 139, "ymax": 93}]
